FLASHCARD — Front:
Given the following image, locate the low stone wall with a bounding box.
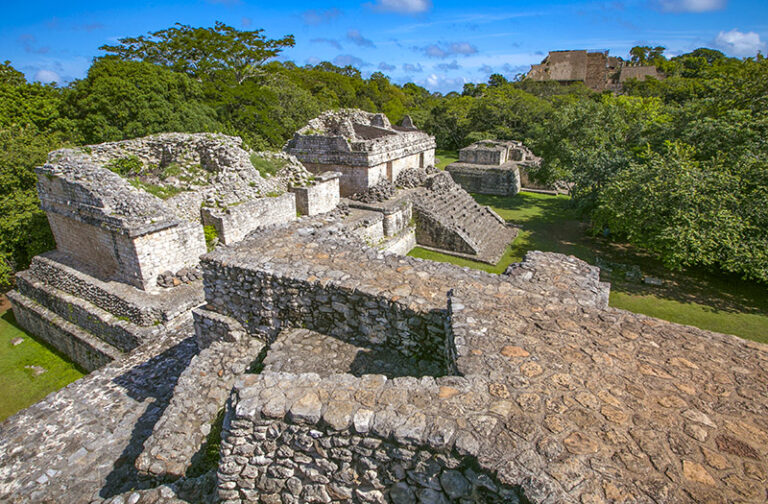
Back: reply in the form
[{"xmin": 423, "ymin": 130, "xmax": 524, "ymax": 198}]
[
  {"xmin": 504, "ymin": 250, "xmax": 610, "ymax": 309},
  {"xmin": 200, "ymin": 256, "xmax": 453, "ymax": 371},
  {"xmin": 202, "ymin": 193, "xmax": 297, "ymax": 245},
  {"xmin": 28, "ymin": 252, "xmax": 204, "ymax": 326},
  {"xmin": 445, "ymin": 164, "xmax": 521, "ymax": 196},
  {"xmin": 217, "ymin": 373, "xmax": 525, "ymax": 504},
  {"xmin": 291, "ymin": 172, "xmax": 340, "ymax": 216},
  {"xmin": 15, "ymin": 271, "xmax": 148, "ymax": 352},
  {"xmin": 132, "ymin": 220, "xmax": 207, "ymax": 291},
  {"xmin": 8, "ymin": 291, "xmax": 120, "ymax": 371}
]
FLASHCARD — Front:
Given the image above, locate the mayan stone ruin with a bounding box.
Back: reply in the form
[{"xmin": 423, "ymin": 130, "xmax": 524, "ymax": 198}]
[
  {"xmin": 526, "ymin": 50, "xmax": 664, "ymax": 91},
  {"xmin": 445, "ymin": 140, "xmax": 542, "ymax": 197},
  {"xmin": 1, "ymin": 111, "xmax": 768, "ymax": 504}
]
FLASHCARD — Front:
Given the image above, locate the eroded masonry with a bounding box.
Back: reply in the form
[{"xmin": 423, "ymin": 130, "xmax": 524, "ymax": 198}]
[{"xmin": 2, "ymin": 111, "xmax": 768, "ymax": 504}]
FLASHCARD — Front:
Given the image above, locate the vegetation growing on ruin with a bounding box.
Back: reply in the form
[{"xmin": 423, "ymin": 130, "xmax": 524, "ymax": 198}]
[
  {"xmin": 203, "ymin": 225, "xmax": 219, "ymax": 252},
  {"xmin": 128, "ymin": 177, "xmax": 184, "ymax": 199},
  {"xmin": 250, "ymin": 154, "xmax": 286, "ymax": 178},
  {"xmin": 105, "ymin": 155, "xmax": 142, "ymax": 176}
]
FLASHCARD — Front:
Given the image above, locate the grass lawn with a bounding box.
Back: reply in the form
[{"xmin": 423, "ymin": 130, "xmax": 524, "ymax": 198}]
[
  {"xmin": 409, "ymin": 191, "xmax": 768, "ymax": 344},
  {"xmin": 435, "ymin": 149, "xmax": 458, "ymax": 170},
  {"xmin": 0, "ymin": 297, "xmax": 84, "ymax": 421}
]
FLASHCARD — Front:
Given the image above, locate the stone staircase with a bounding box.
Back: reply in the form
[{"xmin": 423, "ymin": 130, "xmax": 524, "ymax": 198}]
[
  {"xmin": 8, "ymin": 251, "xmax": 204, "ymax": 371},
  {"xmin": 411, "ymin": 173, "xmax": 517, "ymax": 264}
]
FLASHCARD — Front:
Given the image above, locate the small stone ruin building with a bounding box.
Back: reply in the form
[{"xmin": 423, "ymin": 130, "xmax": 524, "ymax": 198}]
[
  {"xmin": 445, "ymin": 140, "xmax": 539, "ymax": 197},
  {"xmin": 284, "ymin": 109, "xmax": 436, "ymax": 197}
]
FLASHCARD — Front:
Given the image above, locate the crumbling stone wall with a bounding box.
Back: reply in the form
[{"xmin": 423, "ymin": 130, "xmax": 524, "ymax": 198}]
[
  {"xmin": 218, "ymin": 374, "xmax": 525, "ymax": 504},
  {"xmin": 445, "ymin": 165, "xmax": 521, "ymax": 196},
  {"xmin": 202, "ymin": 193, "xmax": 297, "ymax": 245},
  {"xmin": 199, "ymin": 256, "xmax": 453, "ymax": 370},
  {"xmin": 291, "ymin": 172, "xmax": 341, "ymax": 217}
]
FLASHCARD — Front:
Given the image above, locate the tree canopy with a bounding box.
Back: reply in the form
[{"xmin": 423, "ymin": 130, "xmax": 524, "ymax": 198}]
[{"xmin": 99, "ymin": 22, "xmax": 295, "ymax": 83}]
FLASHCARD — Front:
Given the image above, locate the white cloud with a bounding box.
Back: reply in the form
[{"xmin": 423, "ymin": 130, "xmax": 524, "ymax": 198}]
[
  {"xmin": 34, "ymin": 69, "xmax": 60, "ymax": 83},
  {"xmin": 715, "ymin": 29, "xmax": 766, "ymax": 57},
  {"xmin": 422, "ymin": 73, "xmax": 467, "ymax": 93},
  {"xmin": 657, "ymin": 0, "xmax": 726, "ymax": 12},
  {"xmin": 367, "ymin": 0, "xmax": 432, "ymax": 14}
]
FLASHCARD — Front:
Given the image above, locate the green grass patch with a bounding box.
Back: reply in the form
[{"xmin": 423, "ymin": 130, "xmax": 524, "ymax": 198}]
[
  {"xmin": 105, "ymin": 155, "xmax": 142, "ymax": 177},
  {"xmin": 159, "ymin": 163, "xmax": 183, "ymax": 180},
  {"xmin": 250, "ymin": 154, "xmax": 286, "ymax": 178},
  {"xmin": 610, "ymin": 291, "xmax": 768, "ymax": 344},
  {"xmin": 435, "ymin": 149, "xmax": 458, "ymax": 170},
  {"xmin": 408, "ymin": 191, "xmax": 768, "ymax": 344},
  {"xmin": 204, "ymin": 225, "xmax": 219, "ymax": 252},
  {"xmin": 129, "ymin": 178, "xmax": 184, "ymax": 199},
  {"xmin": 0, "ymin": 307, "xmax": 84, "ymax": 421}
]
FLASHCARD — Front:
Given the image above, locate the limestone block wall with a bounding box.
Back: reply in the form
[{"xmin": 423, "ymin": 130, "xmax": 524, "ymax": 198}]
[
  {"xmin": 382, "ymin": 202, "xmax": 412, "ymax": 237},
  {"xmin": 291, "ymin": 172, "xmax": 340, "ymax": 216},
  {"xmin": 459, "ymin": 148, "xmax": 504, "ymax": 165},
  {"xmin": 445, "ymin": 165, "xmax": 521, "ymax": 196},
  {"xmin": 132, "ymin": 220, "xmax": 206, "ymax": 290},
  {"xmin": 302, "ymin": 163, "xmax": 372, "ymax": 197},
  {"xmin": 200, "ymin": 258, "xmax": 453, "ymax": 368},
  {"xmin": 217, "ymin": 373, "xmax": 525, "ymax": 504},
  {"xmin": 46, "ymin": 213, "xmax": 132, "ymax": 282},
  {"xmin": 46, "ymin": 212, "xmax": 204, "ymax": 291},
  {"xmin": 201, "ymin": 193, "xmax": 297, "ymax": 245}
]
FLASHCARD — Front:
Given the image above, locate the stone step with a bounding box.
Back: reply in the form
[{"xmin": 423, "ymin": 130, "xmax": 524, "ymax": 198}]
[
  {"xmin": 135, "ymin": 338, "xmax": 266, "ymax": 480},
  {"xmin": 15, "ymin": 271, "xmax": 160, "ymax": 353},
  {"xmin": 413, "ymin": 186, "xmax": 516, "ymax": 264},
  {"xmin": 7, "ymin": 290, "xmax": 123, "ymax": 372},
  {"xmin": 28, "ymin": 251, "xmax": 204, "ymax": 327}
]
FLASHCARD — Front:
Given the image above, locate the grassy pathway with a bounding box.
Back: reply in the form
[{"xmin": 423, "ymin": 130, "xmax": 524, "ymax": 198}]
[
  {"xmin": 0, "ymin": 298, "xmax": 84, "ymax": 421},
  {"xmin": 409, "ymin": 191, "xmax": 768, "ymax": 344}
]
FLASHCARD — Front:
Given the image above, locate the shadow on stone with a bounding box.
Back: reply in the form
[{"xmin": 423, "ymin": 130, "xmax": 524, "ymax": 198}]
[{"xmin": 99, "ymin": 336, "xmax": 198, "ymax": 498}]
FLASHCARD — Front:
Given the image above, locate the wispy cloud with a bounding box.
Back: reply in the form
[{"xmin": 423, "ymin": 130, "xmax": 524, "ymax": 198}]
[
  {"xmin": 715, "ymin": 28, "xmax": 765, "ymax": 56},
  {"xmin": 18, "ymin": 34, "xmax": 50, "ymax": 55},
  {"xmin": 312, "ymin": 38, "xmax": 343, "ymax": 50},
  {"xmin": 302, "ymin": 8, "xmax": 342, "ymax": 26},
  {"xmin": 436, "ymin": 60, "xmax": 461, "ymax": 71},
  {"xmin": 333, "ymin": 54, "xmax": 371, "ymax": 67},
  {"xmin": 416, "ymin": 42, "xmax": 478, "ymax": 59},
  {"xmin": 403, "ymin": 63, "xmax": 424, "ymax": 73},
  {"xmin": 379, "ymin": 62, "xmax": 396, "ymax": 71},
  {"xmin": 347, "ymin": 29, "xmax": 376, "ymax": 48},
  {"xmin": 34, "ymin": 69, "xmax": 60, "ymax": 83},
  {"xmin": 366, "ymin": 0, "xmax": 432, "ymax": 14},
  {"xmin": 656, "ymin": 0, "xmax": 726, "ymax": 12}
]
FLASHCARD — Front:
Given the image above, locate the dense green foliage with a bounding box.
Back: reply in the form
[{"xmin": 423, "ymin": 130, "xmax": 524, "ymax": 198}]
[{"xmin": 1, "ymin": 25, "xmax": 767, "ymax": 288}]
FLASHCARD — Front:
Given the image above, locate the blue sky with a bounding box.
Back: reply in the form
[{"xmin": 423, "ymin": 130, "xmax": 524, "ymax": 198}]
[{"xmin": 2, "ymin": 0, "xmax": 766, "ymax": 93}]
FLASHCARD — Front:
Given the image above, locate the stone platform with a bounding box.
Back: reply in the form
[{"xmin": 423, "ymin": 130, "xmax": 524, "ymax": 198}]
[
  {"xmin": 200, "ymin": 217, "xmax": 768, "ymax": 504},
  {"xmin": 262, "ymin": 328, "xmax": 446, "ymax": 378}
]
